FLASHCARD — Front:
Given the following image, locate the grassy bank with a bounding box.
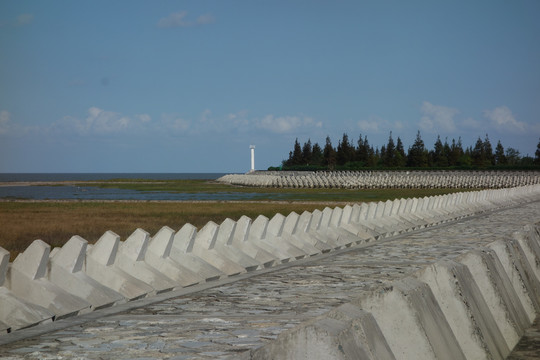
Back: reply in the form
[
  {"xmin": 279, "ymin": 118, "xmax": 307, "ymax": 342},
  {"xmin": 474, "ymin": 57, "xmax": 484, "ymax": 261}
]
[{"xmin": 0, "ymin": 185, "xmax": 471, "ymax": 261}]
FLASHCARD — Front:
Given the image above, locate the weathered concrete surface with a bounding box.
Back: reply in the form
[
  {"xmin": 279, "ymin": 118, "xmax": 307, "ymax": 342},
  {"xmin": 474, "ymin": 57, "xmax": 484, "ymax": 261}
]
[{"xmin": 0, "ymin": 200, "xmax": 538, "ymax": 359}]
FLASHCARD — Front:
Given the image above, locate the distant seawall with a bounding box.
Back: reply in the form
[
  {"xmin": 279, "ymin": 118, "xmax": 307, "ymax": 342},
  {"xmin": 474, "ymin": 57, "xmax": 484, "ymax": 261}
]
[{"xmin": 217, "ymin": 170, "xmax": 540, "ymax": 189}]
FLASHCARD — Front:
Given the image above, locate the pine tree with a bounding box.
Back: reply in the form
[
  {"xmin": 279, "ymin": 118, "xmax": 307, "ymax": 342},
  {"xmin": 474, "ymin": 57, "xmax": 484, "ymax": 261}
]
[
  {"xmin": 494, "ymin": 140, "xmax": 507, "ymax": 165},
  {"xmin": 383, "ymin": 132, "xmax": 396, "ymax": 167},
  {"xmin": 506, "ymin": 147, "xmax": 521, "ymax": 165},
  {"xmin": 336, "ymin": 133, "xmax": 354, "ymax": 166},
  {"xmin": 311, "ymin": 142, "xmax": 323, "ymax": 166},
  {"xmin": 471, "ymin": 137, "xmax": 485, "ymax": 167},
  {"xmin": 535, "ymin": 138, "xmax": 540, "ymax": 165},
  {"xmin": 291, "ymin": 138, "xmax": 303, "ymax": 166},
  {"xmin": 483, "ymin": 134, "xmax": 495, "ymax": 166},
  {"xmin": 396, "ymin": 137, "xmax": 406, "ymax": 167},
  {"xmin": 407, "ymin": 131, "xmax": 428, "ymax": 167},
  {"xmin": 301, "ymin": 139, "xmax": 312, "ymax": 165},
  {"xmin": 323, "ymin": 136, "xmax": 337, "ymax": 169},
  {"xmin": 356, "ymin": 134, "xmax": 369, "ymax": 164}
]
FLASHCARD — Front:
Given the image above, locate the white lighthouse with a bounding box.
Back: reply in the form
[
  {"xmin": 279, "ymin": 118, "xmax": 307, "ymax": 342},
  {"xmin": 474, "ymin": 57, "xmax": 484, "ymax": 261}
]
[{"xmin": 250, "ymin": 145, "xmax": 255, "ymax": 172}]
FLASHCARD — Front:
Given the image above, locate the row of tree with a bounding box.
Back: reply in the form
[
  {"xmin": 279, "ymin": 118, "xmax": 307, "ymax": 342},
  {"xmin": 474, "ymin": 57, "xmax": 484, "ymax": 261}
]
[{"xmin": 277, "ymin": 132, "xmax": 540, "ymax": 170}]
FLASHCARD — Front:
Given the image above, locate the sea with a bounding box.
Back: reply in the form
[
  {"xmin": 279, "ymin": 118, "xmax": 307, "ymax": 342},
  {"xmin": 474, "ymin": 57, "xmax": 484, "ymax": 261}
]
[{"xmin": 0, "ymin": 173, "xmax": 273, "ymax": 201}]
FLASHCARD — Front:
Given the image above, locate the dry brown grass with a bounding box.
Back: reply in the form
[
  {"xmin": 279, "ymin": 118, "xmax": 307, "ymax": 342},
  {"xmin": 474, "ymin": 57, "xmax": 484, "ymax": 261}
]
[{"xmin": 0, "ymin": 201, "xmax": 330, "ymax": 261}]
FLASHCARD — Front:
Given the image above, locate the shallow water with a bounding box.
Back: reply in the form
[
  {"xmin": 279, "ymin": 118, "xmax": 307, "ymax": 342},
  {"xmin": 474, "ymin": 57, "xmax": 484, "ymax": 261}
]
[
  {"xmin": 0, "ymin": 185, "xmax": 274, "ymax": 201},
  {"xmin": 0, "ymin": 173, "xmax": 272, "ymax": 201}
]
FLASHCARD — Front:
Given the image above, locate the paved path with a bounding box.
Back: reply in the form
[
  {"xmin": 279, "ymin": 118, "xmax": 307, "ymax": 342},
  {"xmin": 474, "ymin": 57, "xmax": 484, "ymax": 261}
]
[{"xmin": 1, "ymin": 201, "xmax": 539, "ymax": 359}]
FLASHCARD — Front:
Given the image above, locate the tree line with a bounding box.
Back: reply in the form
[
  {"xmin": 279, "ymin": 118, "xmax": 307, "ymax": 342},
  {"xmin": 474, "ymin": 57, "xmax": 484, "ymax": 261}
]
[{"xmin": 273, "ymin": 131, "xmax": 540, "ymax": 171}]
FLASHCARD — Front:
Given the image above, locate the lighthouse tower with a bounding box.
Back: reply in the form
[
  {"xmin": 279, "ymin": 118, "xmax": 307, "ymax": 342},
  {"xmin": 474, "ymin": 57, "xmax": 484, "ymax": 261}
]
[{"xmin": 250, "ymin": 145, "xmax": 255, "ymax": 172}]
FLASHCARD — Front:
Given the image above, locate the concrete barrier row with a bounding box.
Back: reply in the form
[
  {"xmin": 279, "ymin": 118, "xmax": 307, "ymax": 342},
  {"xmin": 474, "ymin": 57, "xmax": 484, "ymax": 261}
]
[
  {"xmin": 218, "ymin": 170, "xmax": 540, "ymax": 189},
  {"xmin": 246, "ymin": 222, "xmax": 540, "ymax": 360},
  {"xmin": 0, "ymin": 185, "xmax": 539, "ymax": 335}
]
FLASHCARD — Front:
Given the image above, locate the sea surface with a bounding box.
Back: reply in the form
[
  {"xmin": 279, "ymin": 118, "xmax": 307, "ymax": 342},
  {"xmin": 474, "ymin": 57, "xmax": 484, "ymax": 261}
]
[{"xmin": 0, "ymin": 173, "xmax": 275, "ymax": 201}]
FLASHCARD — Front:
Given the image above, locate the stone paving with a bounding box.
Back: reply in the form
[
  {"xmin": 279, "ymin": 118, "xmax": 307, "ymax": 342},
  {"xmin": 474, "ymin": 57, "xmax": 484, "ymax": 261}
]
[{"xmin": 0, "ymin": 200, "xmax": 539, "ymax": 359}]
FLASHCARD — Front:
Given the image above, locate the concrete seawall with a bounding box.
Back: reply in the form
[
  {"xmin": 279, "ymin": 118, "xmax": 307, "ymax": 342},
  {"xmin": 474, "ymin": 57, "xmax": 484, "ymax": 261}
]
[
  {"xmin": 218, "ymin": 170, "xmax": 540, "ymax": 189},
  {"xmin": 1, "ymin": 184, "xmax": 540, "ymax": 359}
]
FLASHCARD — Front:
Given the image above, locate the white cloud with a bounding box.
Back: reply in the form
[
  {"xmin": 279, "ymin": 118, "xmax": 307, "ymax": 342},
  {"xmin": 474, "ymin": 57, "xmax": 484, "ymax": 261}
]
[
  {"xmin": 258, "ymin": 115, "xmax": 322, "ymax": 134},
  {"xmin": 227, "ymin": 110, "xmax": 249, "ymax": 127},
  {"xmin": 460, "ymin": 117, "xmax": 482, "ymax": 130},
  {"xmin": 419, "ymin": 101, "xmax": 458, "ymax": 133},
  {"xmin": 55, "ymin": 107, "xmax": 132, "ymax": 135},
  {"xmin": 357, "ymin": 119, "xmax": 380, "ymax": 132},
  {"xmin": 170, "ymin": 118, "xmax": 190, "ymax": 131},
  {"xmin": 0, "ymin": 110, "xmax": 10, "ymax": 134},
  {"xmin": 86, "ymin": 107, "xmax": 130, "ymax": 133},
  {"xmin": 196, "ymin": 14, "xmax": 215, "ymax": 25},
  {"xmin": 16, "ymin": 13, "xmax": 34, "ymax": 26},
  {"xmin": 201, "ymin": 109, "xmax": 212, "ymax": 122},
  {"xmin": 157, "ymin": 11, "xmax": 214, "ymax": 28},
  {"xmin": 357, "ymin": 116, "xmax": 402, "ymax": 133},
  {"xmin": 483, "ymin": 106, "xmax": 526, "ymax": 133},
  {"xmin": 160, "ymin": 113, "xmax": 190, "ymax": 133},
  {"xmin": 137, "ymin": 114, "xmax": 151, "ymax": 123}
]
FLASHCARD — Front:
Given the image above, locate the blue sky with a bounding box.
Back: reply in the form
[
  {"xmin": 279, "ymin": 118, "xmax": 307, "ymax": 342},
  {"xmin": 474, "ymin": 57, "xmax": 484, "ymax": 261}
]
[{"xmin": 1, "ymin": 1, "xmax": 539, "ymax": 173}]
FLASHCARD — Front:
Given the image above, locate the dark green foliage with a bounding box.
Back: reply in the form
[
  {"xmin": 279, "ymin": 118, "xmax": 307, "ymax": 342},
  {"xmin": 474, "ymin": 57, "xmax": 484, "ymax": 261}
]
[
  {"xmin": 407, "ymin": 131, "xmax": 428, "ymax": 167},
  {"xmin": 535, "ymin": 138, "xmax": 540, "ymax": 165},
  {"xmin": 277, "ymin": 131, "xmax": 537, "ymax": 171},
  {"xmin": 495, "ymin": 140, "xmax": 507, "ymax": 165},
  {"xmin": 323, "ymin": 136, "xmax": 337, "ymax": 170}
]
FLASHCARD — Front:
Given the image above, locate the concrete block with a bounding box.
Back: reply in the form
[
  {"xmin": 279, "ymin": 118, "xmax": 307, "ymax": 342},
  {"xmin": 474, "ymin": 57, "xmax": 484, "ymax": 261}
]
[
  {"xmin": 49, "ymin": 236, "xmax": 125, "ymax": 310},
  {"xmin": 191, "ymin": 222, "xmax": 247, "ymax": 276},
  {"xmin": 283, "ymin": 212, "xmax": 300, "ymax": 235},
  {"xmin": 366, "ymin": 202, "xmax": 378, "ymax": 220},
  {"xmin": 86, "ymin": 231, "xmax": 155, "ymax": 300},
  {"xmin": 351, "ymin": 278, "xmax": 465, "ymax": 360},
  {"xmin": 267, "ymin": 213, "xmax": 285, "ymax": 237},
  {"xmin": 416, "ymin": 259, "xmax": 510, "ymax": 360},
  {"xmin": 247, "ymin": 216, "xmax": 296, "ymax": 263},
  {"xmin": 211, "ymin": 219, "xmax": 260, "ymax": 272},
  {"xmin": 116, "ymin": 229, "xmax": 177, "ymax": 293},
  {"xmin": 297, "ymin": 211, "xmax": 333, "ymax": 253},
  {"xmin": 261, "ymin": 214, "xmax": 307, "ymax": 260},
  {"xmin": 322, "ymin": 207, "xmax": 354, "ymax": 247},
  {"xmin": 8, "ymin": 240, "xmax": 92, "ymax": 319},
  {"xmin": 514, "ymin": 225, "xmax": 540, "ymax": 286},
  {"xmin": 382, "ymin": 200, "xmax": 393, "ymax": 217},
  {"xmin": 326, "ymin": 303, "xmax": 396, "ymax": 359},
  {"xmin": 309, "ymin": 209, "xmax": 323, "ymax": 231},
  {"xmin": 229, "ymin": 216, "xmax": 276, "ymax": 268},
  {"xmin": 457, "ymin": 248, "xmax": 530, "ymax": 351},
  {"xmin": 391, "ymin": 199, "xmax": 402, "ymax": 216},
  {"xmin": 329, "ymin": 207, "xmax": 342, "ymax": 228},
  {"xmin": 487, "ymin": 239, "xmax": 540, "ymax": 322},
  {"xmin": 350, "ymin": 204, "xmax": 362, "ymax": 223},
  {"xmin": 339, "ymin": 207, "xmax": 376, "ymax": 241},
  {"xmin": 170, "ymin": 224, "xmax": 224, "ymax": 282},
  {"xmin": 341, "ymin": 205, "xmax": 353, "ymax": 225},
  {"xmin": 374, "ymin": 201, "xmax": 385, "ymax": 219},
  {"xmin": 0, "ymin": 248, "xmax": 55, "ymax": 330},
  {"xmin": 146, "ymin": 227, "xmax": 204, "ymax": 287},
  {"xmin": 278, "ymin": 212, "xmax": 320, "ymax": 256},
  {"xmin": 0, "ymin": 247, "xmax": 8, "ymax": 287},
  {"xmin": 0, "ymin": 287, "xmax": 54, "ymax": 331},
  {"xmin": 252, "ymin": 316, "xmax": 380, "ymax": 360}
]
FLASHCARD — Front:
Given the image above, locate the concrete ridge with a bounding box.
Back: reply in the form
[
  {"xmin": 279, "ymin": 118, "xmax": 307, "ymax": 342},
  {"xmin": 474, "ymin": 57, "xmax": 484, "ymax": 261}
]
[
  {"xmin": 218, "ymin": 170, "xmax": 540, "ymax": 189},
  {"xmin": 0, "ymin": 184, "xmax": 540, "ymax": 339},
  {"xmin": 243, "ymin": 220, "xmax": 540, "ymax": 359}
]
